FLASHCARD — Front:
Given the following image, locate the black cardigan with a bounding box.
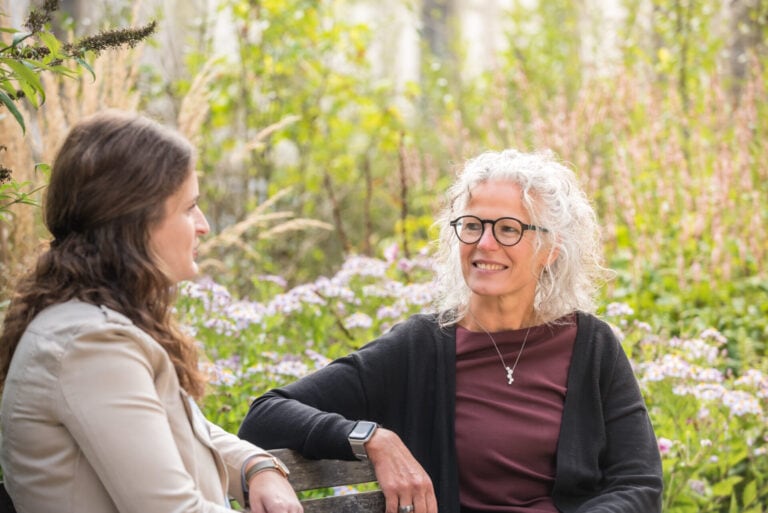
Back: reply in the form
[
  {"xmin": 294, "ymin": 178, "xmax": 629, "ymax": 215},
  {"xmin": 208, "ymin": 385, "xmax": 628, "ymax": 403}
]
[{"xmin": 239, "ymin": 312, "xmax": 663, "ymax": 513}]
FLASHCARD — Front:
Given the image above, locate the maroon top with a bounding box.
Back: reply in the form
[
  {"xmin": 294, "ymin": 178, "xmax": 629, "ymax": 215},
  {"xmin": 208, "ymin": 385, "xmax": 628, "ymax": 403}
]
[{"xmin": 455, "ymin": 317, "xmax": 577, "ymax": 512}]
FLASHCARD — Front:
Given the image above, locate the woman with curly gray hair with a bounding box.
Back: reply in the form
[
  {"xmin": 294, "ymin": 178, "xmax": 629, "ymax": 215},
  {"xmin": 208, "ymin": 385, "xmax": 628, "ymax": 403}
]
[
  {"xmin": 433, "ymin": 149, "xmax": 609, "ymax": 328},
  {"xmin": 240, "ymin": 149, "xmax": 663, "ymax": 513}
]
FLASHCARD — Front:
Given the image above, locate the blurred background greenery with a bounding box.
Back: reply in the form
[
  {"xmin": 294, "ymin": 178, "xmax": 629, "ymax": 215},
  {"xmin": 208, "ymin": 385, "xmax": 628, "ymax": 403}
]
[
  {"xmin": 4, "ymin": 0, "xmax": 765, "ymax": 360},
  {"xmin": 1, "ymin": 1, "xmax": 767, "ymax": 510}
]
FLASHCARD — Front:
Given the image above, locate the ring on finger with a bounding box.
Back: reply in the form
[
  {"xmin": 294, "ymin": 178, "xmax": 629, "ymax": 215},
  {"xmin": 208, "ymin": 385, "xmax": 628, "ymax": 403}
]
[{"xmin": 398, "ymin": 505, "xmax": 415, "ymax": 513}]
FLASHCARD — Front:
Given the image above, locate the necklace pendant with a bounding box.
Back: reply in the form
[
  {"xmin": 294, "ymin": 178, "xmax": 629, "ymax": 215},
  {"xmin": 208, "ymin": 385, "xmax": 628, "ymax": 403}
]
[{"xmin": 506, "ymin": 366, "xmax": 514, "ymax": 385}]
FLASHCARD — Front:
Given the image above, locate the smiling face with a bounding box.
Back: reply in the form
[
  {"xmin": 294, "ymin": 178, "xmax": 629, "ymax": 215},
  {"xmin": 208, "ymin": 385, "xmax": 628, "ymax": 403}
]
[
  {"xmin": 148, "ymin": 169, "xmax": 210, "ymax": 284},
  {"xmin": 459, "ymin": 180, "xmax": 552, "ymax": 315}
]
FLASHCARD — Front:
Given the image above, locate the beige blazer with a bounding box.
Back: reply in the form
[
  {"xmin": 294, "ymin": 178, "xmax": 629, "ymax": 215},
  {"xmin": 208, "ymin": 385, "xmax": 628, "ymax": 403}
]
[{"xmin": 0, "ymin": 300, "xmax": 267, "ymax": 513}]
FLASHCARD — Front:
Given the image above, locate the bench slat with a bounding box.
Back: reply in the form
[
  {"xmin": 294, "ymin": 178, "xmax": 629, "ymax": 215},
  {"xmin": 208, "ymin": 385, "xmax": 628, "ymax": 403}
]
[
  {"xmin": 0, "ymin": 450, "xmax": 386, "ymax": 513},
  {"xmin": 270, "ymin": 448, "xmax": 378, "ymax": 491}
]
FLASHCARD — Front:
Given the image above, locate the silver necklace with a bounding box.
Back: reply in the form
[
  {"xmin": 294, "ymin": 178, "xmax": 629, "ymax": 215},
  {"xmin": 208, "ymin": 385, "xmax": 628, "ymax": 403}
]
[{"xmin": 468, "ymin": 311, "xmax": 531, "ymax": 385}]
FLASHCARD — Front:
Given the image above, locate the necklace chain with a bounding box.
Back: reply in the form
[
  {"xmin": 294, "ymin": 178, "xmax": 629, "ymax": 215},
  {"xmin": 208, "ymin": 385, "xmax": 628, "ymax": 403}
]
[{"xmin": 468, "ymin": 311, "xmax": 531, "ymax": 385}]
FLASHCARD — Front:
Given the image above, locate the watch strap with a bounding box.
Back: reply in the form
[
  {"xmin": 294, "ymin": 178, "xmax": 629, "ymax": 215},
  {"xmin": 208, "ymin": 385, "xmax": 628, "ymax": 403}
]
[
  {"xmin": 242, "ymin": 454, "xmax": 290, "ymax": 507},
  {"xmin": 245, "ymin": 456, "xmax": 290, "ymax": 482}
]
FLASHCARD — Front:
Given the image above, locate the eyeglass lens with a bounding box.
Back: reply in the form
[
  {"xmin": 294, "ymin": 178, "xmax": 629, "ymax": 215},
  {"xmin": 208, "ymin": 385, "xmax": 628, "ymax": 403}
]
[{"xmin": 453, "ymin": 216, "xmax": 525, "ymax": 246}]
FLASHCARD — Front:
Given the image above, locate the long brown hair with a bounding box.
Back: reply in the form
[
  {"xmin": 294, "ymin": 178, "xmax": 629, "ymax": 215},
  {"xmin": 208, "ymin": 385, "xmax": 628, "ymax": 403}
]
[{"xmin": 0, "ymin": 110, "xmax": 206, "ymax": 398}]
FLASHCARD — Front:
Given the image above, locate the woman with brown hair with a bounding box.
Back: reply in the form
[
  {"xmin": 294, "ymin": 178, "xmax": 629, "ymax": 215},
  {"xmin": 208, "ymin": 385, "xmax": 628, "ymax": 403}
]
[{"xmin": 0, "ymin": 110, "xmax": 301, "ymax": 513}]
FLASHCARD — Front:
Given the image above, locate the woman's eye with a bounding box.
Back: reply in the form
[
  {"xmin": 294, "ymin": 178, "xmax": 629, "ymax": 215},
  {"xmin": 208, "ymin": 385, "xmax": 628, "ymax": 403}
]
[{"xmin": 500, "ymin": 225, "xmax": 520, "ymax": 235}]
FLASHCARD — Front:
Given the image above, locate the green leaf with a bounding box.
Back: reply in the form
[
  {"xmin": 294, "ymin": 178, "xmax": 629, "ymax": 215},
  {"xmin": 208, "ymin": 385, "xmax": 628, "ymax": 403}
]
[
  {"xmin": 75, "ymin": 56, "xmax": 95, "ymax": 81},
  {"xmin": 14, "ymin": 58, "xmax": 49, "ymax": 72},
  {"xmin": 0, "ymin": 80, "xmax": 18, "ymax": 95},
  {"xmin": 16, "ymin": 81, "xmax": 39, "ymax": 108},
  {"xmin": 34, "ymin": 163, "xmax": 51, "ymax": 176},
  {"xmin": 741, "ymin": 479, "xmax": 757, "ymax": 507},
  {"xmin": 1, "ymin": 58, "xmax": 45, "ymax": 103},
  {"xmin": 711, "ymin": 476, "xmax": 743, "ymax": 497},
  {"xmin": 37, "ymin": 31, "xmax": 63, "ymax": 57},
  {"xmin": 48, "ymin": 64, "xmax": 80, "ymax": 79},
  {"xmin": 726, "ymin": 447, "xmax": 748, "ymax": 467},
  {"xmin": 728, "ymin": 493, "xmax": 739, "ymax": 513},
  {"xmin": 0, "ymin": 89, "xmax": 26, "ymax": 133}
]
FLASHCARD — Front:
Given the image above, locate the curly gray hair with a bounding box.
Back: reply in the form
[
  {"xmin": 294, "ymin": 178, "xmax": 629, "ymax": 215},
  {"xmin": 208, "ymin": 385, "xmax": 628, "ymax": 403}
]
[{"xmin": 433, "ymin": 149, "xmax": 612, "ymax": 327}]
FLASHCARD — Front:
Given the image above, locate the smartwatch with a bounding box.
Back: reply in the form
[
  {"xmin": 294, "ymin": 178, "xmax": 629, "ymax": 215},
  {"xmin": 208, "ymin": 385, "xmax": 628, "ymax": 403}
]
[{"xmin": 348, "ymin": 421, "xmax": 379, "ymax": 460}]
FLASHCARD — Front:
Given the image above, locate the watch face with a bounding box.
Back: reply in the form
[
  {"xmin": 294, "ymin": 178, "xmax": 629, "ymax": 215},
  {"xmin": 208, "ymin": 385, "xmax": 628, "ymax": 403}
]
[{"xmin": 349, "ymin": 421, "xmax": 377, "ymax": 440}]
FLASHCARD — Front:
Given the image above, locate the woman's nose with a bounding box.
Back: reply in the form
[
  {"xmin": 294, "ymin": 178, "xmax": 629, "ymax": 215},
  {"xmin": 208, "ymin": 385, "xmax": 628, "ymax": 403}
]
[
  {"xmin": 476, "ymin": 225, "xmax": 499, "ymax": 249},
  {"xmin": 195, "ymin": 208, "xmax": 210, "ymax": 235}
]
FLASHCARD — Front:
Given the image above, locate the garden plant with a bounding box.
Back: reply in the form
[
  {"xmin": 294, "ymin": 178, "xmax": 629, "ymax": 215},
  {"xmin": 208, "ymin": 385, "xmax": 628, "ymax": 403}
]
[
  {"xmin": 178, "ymin": 252, "xmax": 767, "ymax": 512},
  {"xmin": 1, "ymin": 1, "xmax": 766, "ymax": 511}
]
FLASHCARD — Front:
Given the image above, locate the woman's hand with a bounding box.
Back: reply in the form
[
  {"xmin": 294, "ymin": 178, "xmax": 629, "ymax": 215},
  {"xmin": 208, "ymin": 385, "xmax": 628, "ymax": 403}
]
[
  {"xmin": 246, "ymin": 464, "xmax": 303, "ymax": 513},
  {"xmin": 366, "ymin": 428, "xmax": 438, "ymax": 513}
]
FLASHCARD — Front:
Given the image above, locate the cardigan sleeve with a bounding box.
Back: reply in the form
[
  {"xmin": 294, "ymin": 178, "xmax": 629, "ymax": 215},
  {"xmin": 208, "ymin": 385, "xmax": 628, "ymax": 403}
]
[{"xmin": 238, "ymin": 315, "xmax": 426, "ymax": 460}]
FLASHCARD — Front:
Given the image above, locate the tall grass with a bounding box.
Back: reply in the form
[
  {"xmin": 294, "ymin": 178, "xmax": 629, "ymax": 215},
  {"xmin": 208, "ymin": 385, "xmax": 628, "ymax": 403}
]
[
  {"xmin": 0, "ymin": 43, "xmax": 144, "ymax": 300},
  {"xmin": 430, "ymin": 59, "xmax": 767, "ymax": 366},
  {"xmin": 444, "ymin": 62, "xmax": 767, "ymax": 286}
]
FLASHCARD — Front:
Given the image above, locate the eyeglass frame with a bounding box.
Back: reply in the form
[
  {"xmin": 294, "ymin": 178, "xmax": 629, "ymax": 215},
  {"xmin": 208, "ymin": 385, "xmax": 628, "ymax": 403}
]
[{"xmin": 449, "ymin": 215, "xmax": 549, "ymax": 247}]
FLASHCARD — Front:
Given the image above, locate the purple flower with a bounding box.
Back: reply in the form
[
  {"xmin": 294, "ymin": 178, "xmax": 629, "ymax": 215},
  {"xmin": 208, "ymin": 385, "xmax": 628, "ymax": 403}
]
[
  {"xmin": 688, "ymin": 479, "xmax": 706, "ymax": 495},
  {"xmin": 658, "ymin": 437, "xmax": 673, "ymax": 455},
  {"xmin": 345, "ymin": 312, "xmax": 373, "ymax": 329},
  {"xmin": 383, "ymin": 243, "xmax": 399, "ymax": 263}
]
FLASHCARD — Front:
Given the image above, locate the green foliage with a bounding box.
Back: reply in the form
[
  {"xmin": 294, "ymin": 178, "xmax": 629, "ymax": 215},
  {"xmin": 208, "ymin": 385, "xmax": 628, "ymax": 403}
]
[
  {"xmin": 180, "ymin": 251, "xmax": 768, "ymax": 512},
  {"xmin": 0, "ymin": 1, "xmax": 156, "ymax": 223},
  {"xmin": 2, "ymin": 1, "xmax": 767, "ymax": 508},
  {"xmin": 181, "ymin": 0, "xmax": 434, "ymax": 292},
  {"xmin": 0, "ymin": 178, "xmax": 45, "ymax": 220},
  {"xmin": 176, "ymin": 254, "xmax": 435, "ymax": 429},
  {"xmin": 179, "ymin": 2, "xmax": 767, "ymax": 328},
  {"xmin": 0, "ymin": 1, "xmax": 155, "ymax": 133},
  {"xmin": 611, "ymin": 311, "xmax": 768, "ymax": 512}
]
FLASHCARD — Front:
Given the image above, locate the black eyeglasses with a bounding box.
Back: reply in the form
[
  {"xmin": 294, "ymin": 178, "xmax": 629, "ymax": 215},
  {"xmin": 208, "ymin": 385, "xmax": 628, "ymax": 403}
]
[{"xmin": 450, "ymin": 215, "xmax": 548, "ymax": 247}]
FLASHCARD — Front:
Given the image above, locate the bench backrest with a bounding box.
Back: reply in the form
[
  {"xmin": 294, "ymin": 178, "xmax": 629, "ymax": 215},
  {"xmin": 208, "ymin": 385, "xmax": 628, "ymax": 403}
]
[
  {"xmin": 0, "ymin": 449, "xmax": 384, "ymax": 513},
  {"xmin": 270, "ymin": 448, "xmax": 385, "ymax": 513}
]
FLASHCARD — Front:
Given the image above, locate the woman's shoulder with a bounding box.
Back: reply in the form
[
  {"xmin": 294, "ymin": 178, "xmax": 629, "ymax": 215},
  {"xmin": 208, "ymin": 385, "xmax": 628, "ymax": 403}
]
[
  {"xmin": 387, "ymin": 312, "xmax": 447, "ymax": 337},
  {"xmin": 6, "ymin": 303, "xmax": 168, "ymax": 409},
  {"xmin": 356, "ymin": 312, "xmax": 447, "ymax": 353},
  {"xmin": 28, "ymin": 300, "xmax": 133, "ymax": 335},
  {"xmin": 575, "ymin": 311, "xmax": 617, "ymax": 338},
  {"xmin": 381, "ymin": 313, "xmax": 456, "ymax": 357},
  {"xmin": 574, "ymin": 311, "xmax": 627, "ymax": 362},
  {"xmin": 25, "ymin": 300, "xmax": 160, "ymax": 355}
]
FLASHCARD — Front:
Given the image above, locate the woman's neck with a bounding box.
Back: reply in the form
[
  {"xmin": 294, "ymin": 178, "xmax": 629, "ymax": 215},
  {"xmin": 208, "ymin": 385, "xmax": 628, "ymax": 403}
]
[{"xmin": 463, "ymin": 299, "xmax": 537, "ymax": 332}]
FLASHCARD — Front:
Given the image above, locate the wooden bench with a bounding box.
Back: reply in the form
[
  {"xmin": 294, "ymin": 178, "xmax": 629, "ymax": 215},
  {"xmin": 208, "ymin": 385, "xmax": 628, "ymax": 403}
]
[
  {"xmin": 0, "ymin": 449, "xmax": 384, "ymax": 513},
  {"xmin": 271, "ymin": 448, "xmax": 385, "ymax": 513}
]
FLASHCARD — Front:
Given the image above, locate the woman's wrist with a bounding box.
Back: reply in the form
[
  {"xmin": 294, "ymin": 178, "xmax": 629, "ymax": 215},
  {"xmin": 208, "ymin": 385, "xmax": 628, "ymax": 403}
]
[
  {"xmin": 240, "ymin": 453, "xmax": 291, "ymax": 507},
  {"xmin": 240, "ymin": 454, "xmax": 269, "ymax": 507}
]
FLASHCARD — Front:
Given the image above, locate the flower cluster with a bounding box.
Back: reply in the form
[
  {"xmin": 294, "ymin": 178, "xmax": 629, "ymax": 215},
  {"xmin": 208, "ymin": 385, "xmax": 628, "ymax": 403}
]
[
  {"xmin": 178, "ymin": 252, "xmax": 439, "ymax": 408},
  {"xmin": 605, "ymin": 302, "xmax": 767, "ymax": 510},
  {"xmin": 183, "ymin": 268, "xmax": 767, "ymax": 512}
]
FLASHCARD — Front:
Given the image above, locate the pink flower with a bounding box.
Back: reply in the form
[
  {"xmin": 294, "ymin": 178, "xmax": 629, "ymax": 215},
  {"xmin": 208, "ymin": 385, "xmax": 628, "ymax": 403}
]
[
  {"xmin": 658, "ymin": 437, "xmax": 673, "ymax": 455},
  {"xmin": 384, "ymin": 243, "xmax": 399, "ymax": 263}
]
